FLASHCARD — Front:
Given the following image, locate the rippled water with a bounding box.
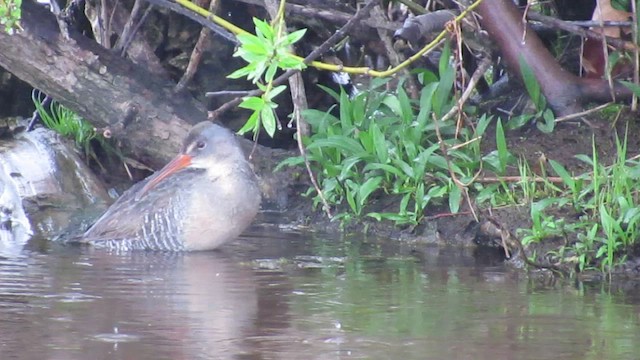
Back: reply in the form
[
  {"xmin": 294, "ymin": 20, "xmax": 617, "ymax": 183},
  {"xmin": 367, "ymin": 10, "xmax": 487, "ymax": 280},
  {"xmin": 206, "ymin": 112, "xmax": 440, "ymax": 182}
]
[{"xmin": 1, "ymin": 225, "xmax": 640, "ymax": 359}]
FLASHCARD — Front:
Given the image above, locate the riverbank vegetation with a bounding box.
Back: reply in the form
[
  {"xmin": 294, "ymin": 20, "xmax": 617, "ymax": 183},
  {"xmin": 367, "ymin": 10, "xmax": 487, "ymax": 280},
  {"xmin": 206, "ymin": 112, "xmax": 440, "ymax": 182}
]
[{"xmin": 223, "ymin": 2, "xmax": 640, "ymax": 276}]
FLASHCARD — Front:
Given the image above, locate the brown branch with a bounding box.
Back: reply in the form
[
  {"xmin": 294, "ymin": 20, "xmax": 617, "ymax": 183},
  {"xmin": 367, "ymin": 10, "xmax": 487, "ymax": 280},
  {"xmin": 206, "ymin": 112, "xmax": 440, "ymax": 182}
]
[
  {"xmin": 175, "ymin": 0, "xmax": 220, "ymax": 92},
  {"xmin": 114, "ymin": 0, "xmax": 146, "ymax": 54}
]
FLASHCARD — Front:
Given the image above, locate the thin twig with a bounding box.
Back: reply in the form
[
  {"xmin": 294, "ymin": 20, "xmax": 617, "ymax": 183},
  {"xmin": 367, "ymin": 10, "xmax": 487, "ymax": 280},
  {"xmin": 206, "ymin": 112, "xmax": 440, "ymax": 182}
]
[
  {"xmin": 205, "ymin": 90, "xmax": 252, "ymax": 97},
  {"xmin": 98, "ymin": 0, "xmax": 111, "ymax": 47},
  {"xmin": 118, "ymin": 4, "xmax": 153, "ymax": 57},
  {"xmin": 566, "ymin": 20, "xmax": 632, "ymax": 27},
  {"xmin": 295, "ymin": 106, "xmax": 332, "ymax": 218},
  {"xmin": 114, "ymin": 0, "xmax": 144, "ymax": 54},
  {"xmin": 554, "ymin": 102, "xmax": 613, "ymax": 122},
  {"xmin": 176, "ymin": 0, "xmax": 221, "ymax": 92},
  {"xmin": 48, "ymin": 0, "xmax": 70, "ymax": 40}
]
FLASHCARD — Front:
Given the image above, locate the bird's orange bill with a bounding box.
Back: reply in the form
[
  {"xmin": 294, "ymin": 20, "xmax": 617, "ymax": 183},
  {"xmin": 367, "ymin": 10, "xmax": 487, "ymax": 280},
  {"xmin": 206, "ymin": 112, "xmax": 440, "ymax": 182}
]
[{"xmin": 135, "ymin": 154, "xmax": 192, "ymax": 201}]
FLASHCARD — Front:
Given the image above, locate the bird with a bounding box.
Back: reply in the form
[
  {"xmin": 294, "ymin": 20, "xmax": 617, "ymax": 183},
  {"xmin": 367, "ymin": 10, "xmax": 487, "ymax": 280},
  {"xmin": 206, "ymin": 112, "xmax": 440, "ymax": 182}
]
[{"xmin": 81, "ymin": 121, "xmax": 261, "ymax": 251}]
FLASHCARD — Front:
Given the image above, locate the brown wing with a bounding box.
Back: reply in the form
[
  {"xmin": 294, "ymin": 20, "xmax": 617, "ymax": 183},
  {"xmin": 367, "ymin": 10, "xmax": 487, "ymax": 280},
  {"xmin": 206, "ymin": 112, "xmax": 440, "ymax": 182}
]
[{"xmin": 82, "ymin": 169, "xmax": 202, "ymax": 246}]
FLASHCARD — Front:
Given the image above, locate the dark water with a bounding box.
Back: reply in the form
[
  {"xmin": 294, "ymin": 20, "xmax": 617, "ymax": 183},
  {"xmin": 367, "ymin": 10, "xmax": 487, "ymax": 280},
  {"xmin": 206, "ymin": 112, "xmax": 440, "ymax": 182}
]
[{"xmin": 1, "ymin": 225, "xmax": 640, "ymax": 360}]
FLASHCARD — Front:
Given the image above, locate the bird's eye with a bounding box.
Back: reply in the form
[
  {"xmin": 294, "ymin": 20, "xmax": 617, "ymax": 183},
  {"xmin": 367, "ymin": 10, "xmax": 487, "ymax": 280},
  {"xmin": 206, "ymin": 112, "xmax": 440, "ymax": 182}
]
[{"xmin": 196, "ymin": 140, "xmax": 206, "ymax": 150}]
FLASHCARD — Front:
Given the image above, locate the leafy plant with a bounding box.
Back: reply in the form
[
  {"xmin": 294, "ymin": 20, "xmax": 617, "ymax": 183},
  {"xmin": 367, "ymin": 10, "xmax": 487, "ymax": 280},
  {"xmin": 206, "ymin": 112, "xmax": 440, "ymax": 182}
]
[
  {"xmin": 32, "ymin": 92, "xmax": 97, "ymax": 153},
  {"xmin": 228, "ymin": 17, "xmax": 306, "ymax": 138},
  {"xmin": 280, "ymin": 52, "xmax": 491, "ymax": 225},
  {"xmin": 0, "ymin": 0, "xmax": 21, "ymax": 34},
  {"xmin": 32, "ymin": 92, "xmax": 116, "ymax": 168}
]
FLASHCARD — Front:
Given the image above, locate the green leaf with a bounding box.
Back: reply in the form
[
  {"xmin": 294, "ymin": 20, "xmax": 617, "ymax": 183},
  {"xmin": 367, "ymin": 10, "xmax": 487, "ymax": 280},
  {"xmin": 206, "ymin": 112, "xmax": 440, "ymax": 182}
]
[
  {"xmin": 363, "ymin": 163, "xmax": 406, "ymax": 178},
  {"xmin": 267, "ymin": 85, "xmax": 287, "ymax": 100},
  {"xmin": 236, "ymin": 33, "xmax": 269, "ymax": 56},
  {"xmin": 448, "ymin": 184, "xmax": 462, "ymax": 213},
  {"xmin": 278, "ymin": 56, "xmax": 305, "ymax": 69},
  {"xmin": 307, "ymin": 135, "xmax": 365, "ymax": 155},
  {"xmin": 393, "ymin": 158, "xmax": 415, "ymax": 178},
  {"xmin": 548, "ymin": 159, "xmax": 574, "ymax": 188},
  {"xmin": 358, "ymin": 129, "xmax": 374, "ymax": 153},
  {"xmin": 283, "ymin": 28, "xmax": 307, "ymax": 46},
  {"xmin": 339, "ymin": 155, "xmax": 366, "ymax": 180},
  {"xmin": 416, "ymin": 83, "xmax": 438, "ymax": 127},
  {"xmin": 413, "ymin": 144, "xmax": 438, "ymax": 178},
  {"xmin": 352, "ymin": 93, "xmax": 366, "ymax": 127},
  {"xmin": 317, "ymin": 84, "xmax": 340, "ymax": 101},
  {"xmin": 495, "ymin": 119, "xmax": 510, "ymax": 174},
  {"xmin": 302, "ymin": 108, "xmax": 339, "ymax": 133},
  {"xmin": 426, "ymin": 154, "xmax": 450, "ymax": 171},
  {"xmin": 439, "ymin": 40, "xmax": 451, "ymax": 78},
  {"xmin": 414, "ymin": 182, "xmax": 425, "ymax": 211},
  {"xmin": 265, "ymin": 63, "xmax": 278, "ymax": 83},
  {"xmin": 359, "ymin": 176, "xmax": 383, "ymax": 205},
  {"xmin": 261, "ymin": 107, "xmax": 277, "ymax": 137},
  {"xmin": 238, "ymin": 96, "xmax": 265, "ymax": 111},
  {"xmin": 518, "ymin": 55, "xmax": 542, "ymax": 109},
  {"xmin": 227, "ymin": 66, "xmax": 253, "ymax": 79},
  {"xmin": 382, "ymin": 94, "xmax": 402, "ymax": 117},
  {"xmin": 536, "ymin": 108, "xmax": 555, "ymax": 133},
  {"xmin": 345, "ymin": 185, "xmax": 358, "ymax": 214},
  {"xmin": 339, "ymin": 89, "xmax": 353, "ymax": 132},
  {"xmin": 253, "ymin": 18, "xmax": 275, "ymax": 40},
  {"xmin": 475, "ymin": 114, "xmax": 492, "ymax": 137},
  {"xmin": 367, "ymin": 212, "xmax": 412, "ymax": 224},
  {"xmin": 397, "ymin": 86, "xmax": 413, "ymax": 123},
  {"xmin": 238, "ymin": 111, "xmax": 259, "ymax": 135},
  {"xmin": 575, "ymin": 154, "xmax": 594, "ymax": 166},
  {"xmin": 433, "ymin": 41, "xmax": 454, "ymax": 117},
  {"xmin": 371, "ymin": 122, "xmax": 389, "ymax": 163},
  {"xmin": 507, "ymin": 114, "xmax": 534, "ymax": 130},
  {"xmin": 275, "ymin": 156, "xmax": 305, "ymax": 171}
]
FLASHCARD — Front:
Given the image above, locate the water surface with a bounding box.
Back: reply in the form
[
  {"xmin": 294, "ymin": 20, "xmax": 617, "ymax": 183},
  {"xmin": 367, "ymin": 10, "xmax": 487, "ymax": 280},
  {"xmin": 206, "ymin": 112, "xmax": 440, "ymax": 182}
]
[{"xmin": 1, "ymin": 225, "xmax": 639, "ymax": 359}]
